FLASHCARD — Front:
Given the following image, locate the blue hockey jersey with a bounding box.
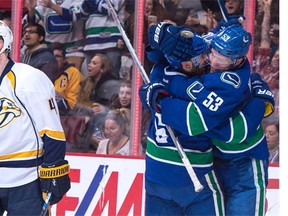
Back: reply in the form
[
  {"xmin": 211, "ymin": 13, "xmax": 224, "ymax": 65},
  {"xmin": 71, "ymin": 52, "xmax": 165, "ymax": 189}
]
[
  {"xmin": 158, "ymin": 61, "xmax": 269, "ymax": 160},
  {"xmin": 145, "ymin": 62, "xmax": 214, "ymax": 188}
]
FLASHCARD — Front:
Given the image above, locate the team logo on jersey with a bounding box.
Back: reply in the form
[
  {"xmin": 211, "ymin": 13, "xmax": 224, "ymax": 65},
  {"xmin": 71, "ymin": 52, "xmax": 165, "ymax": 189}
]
[
  {"xmin": 186, "ymin": 81, "xmax": 204, "ymax": 100},
  {"xmin": 220, "ymin": 72, "xmax": 241, "ymax": 88},
  {"xmin": 0, "ymin": 98, "xmax": 21, "ymax": 128}
]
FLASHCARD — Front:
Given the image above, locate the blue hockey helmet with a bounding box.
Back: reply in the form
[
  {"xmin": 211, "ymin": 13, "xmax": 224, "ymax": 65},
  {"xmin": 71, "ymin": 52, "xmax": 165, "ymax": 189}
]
[{"xmin": 210, "ymin": 24, "xmax": 252, "ymax": 60}]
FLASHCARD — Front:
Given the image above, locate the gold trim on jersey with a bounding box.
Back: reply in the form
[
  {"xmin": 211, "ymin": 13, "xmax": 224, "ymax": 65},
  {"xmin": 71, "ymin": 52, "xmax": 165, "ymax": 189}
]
[
  {"xmin": 7, "ymin": 71, "xmax": 16, "ymax": 89},
  {"xmin": 0, "ymin": 149, "xmax": 44, "ymax": 160},
  {"xmin": 39, "ymin": 129, "xmax": 66, "ymax": 141}
]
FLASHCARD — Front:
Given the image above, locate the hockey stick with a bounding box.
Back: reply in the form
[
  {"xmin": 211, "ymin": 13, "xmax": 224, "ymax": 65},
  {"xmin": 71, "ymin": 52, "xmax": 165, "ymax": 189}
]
[
  {"xmin": 106, "ymin": 0, "xmax": 203, "ymax": 192},
  {"xmin": 39, "ymin": 192, "xmax": 52, "ymax": 216},
  {"xmin": 217, "ymin": 0, "xmax": 229, "ymax": 22}
]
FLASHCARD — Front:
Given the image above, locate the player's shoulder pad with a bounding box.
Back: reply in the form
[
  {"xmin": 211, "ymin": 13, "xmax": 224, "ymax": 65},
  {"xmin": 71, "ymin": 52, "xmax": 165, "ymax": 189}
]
[{"xmin": 220, "ymin": 71, "xmax": 241, "ymax": 89}]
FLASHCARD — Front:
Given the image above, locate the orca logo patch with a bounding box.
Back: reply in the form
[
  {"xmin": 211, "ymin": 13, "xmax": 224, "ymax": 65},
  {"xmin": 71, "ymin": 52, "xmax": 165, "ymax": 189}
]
[
  {"xmin": 220, "ymin": 72, "xmax": 241, "ymax": 88},
  {"xmin": 186, "ymin": 81, "xmax": 204, "ymax": 100}
]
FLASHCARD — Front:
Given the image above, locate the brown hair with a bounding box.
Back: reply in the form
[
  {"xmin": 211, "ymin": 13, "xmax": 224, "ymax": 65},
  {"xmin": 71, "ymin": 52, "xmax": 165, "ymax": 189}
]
[{"xmin": 77, "ymin": 53, "xmax": 113, "ymax": 103}]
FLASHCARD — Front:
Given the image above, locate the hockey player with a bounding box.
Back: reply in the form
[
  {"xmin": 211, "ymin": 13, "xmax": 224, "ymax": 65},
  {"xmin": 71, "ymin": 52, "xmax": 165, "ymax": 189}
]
[
  {"xmin": 140, "ymin": 23, "xmax": 273, "ymax": 215},
  {"xmin": 141, "ymin": 63, "xmax": 225, "ymax": 215},
  {"xmin": 0, "ymin": 21, "xmax": 70, "ymax": 215}
]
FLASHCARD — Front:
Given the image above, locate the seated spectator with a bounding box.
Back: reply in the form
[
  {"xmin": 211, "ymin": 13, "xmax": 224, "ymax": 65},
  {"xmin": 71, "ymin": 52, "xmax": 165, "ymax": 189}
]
[
  {"xmin": 265, "ymin": 121, "xmax": 279, "ymax": 163},
  {"xmin": 96, "ymin": 108, "xmax": 131, "ymax": 155},
  {"xmin": 21, "ymin": 23, "xmax": 58, "ymax": 82},
  {"xmin": 68, "ymin": 53, "xmax": 118, "ymax": 152},
  {"xmin": 109, "ymin": 79, "xmax": 132, "ymax": 110},
  {"xmin": 76, "ymin": 53, "xmax": 117, "ymax": 110},
  {"xmin": 51, "ymin": 42, "xmax": 83, "ymax": 115}
]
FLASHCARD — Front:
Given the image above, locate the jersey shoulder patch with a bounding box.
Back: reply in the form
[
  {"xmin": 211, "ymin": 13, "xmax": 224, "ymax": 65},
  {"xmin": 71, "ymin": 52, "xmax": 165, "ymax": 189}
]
[{"xmin": 220, "ymin": 71, "xmax": 241, "ymax": 89}]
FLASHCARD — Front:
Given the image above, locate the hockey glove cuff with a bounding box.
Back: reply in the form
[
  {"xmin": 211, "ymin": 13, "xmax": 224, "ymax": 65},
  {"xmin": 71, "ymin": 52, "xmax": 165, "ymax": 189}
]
[
  {"xmin": 250, "ymin": 73, "xmax": 275, "ymax": 117},
  {"xmin": 139, "ymin": 82, "xmax": 168, "ymax": 112}
]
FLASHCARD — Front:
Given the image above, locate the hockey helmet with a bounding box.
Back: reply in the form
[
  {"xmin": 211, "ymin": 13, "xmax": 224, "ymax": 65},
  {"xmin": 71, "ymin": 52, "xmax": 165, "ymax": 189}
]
[
  {"xmin": 210, "ymin": 24, "xmax": 252, "ymax": 60},
  {"xmin": 0, "ymin": 20, "xmax": 13, "ymax": 54}
]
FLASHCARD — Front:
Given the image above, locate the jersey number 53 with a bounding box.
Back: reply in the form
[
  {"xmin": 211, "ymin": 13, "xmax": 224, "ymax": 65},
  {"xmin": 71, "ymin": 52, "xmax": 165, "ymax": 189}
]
[{"xmin": 202, "ymin": 92, "xmax": 224, "ymax": 111}]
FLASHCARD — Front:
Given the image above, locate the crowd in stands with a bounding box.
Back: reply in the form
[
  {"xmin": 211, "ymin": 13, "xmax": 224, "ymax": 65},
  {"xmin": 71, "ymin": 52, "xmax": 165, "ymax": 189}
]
[{"xmin": 0, "ymin": 0, "xmax": 279, "ymax": 160}]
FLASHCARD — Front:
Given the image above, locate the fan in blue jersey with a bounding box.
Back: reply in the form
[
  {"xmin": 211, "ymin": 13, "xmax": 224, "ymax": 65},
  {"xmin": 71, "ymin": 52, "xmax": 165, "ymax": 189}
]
[
  {"xmin": 139, "ymin": 22, "xmax": 274, "ymax": 215},
  {"xmin": 0, "ymin": 21, "xmax": 70, "ymax": 215}
]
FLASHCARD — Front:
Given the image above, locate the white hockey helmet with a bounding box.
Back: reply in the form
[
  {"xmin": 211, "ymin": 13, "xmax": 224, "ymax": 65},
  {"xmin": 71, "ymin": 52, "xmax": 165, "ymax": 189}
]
[{"xmin": 0, "ymin": 20, "xmax": 13, "ymax": 54}]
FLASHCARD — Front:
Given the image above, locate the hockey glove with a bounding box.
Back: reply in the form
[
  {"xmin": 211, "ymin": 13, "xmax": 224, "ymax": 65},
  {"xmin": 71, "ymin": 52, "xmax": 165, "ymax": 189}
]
[
  {"xmin": 148, "ymin": 22, "xmax": 195, "ymax": 61},
  {"xmin": 139, "ymin": 82, "xmax": 168, "ymax": 112},
  {"xmin": 250, "ymin": 73, "xmax": 274, "ymax": 117},
  {"xmin": 40, "ymin": 159, "xmax": 71, "ymax": 205}
]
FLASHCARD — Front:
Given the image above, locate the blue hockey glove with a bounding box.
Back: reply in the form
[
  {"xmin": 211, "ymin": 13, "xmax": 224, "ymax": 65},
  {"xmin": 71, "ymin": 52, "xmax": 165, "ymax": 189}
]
[
  {"xmin": 40, "ymin": 159, "xmax": 71, "ymax": 205},
  {"xmin": 250, "ymin": 73, "xmax": 274, "ymax": 117},
  {"xmin": 148, "ymin": 22, "xmax": 195, "ymax": 61},
  {"xmin": 139, "ymin": 82, "xmax": 168, "ymax": 112}
]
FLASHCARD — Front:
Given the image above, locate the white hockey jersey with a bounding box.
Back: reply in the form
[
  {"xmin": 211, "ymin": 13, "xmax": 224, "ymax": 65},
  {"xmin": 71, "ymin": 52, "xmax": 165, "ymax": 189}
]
[{"xmin": 0, "ymin": 60, "xmax": 66, "ymax": 188}]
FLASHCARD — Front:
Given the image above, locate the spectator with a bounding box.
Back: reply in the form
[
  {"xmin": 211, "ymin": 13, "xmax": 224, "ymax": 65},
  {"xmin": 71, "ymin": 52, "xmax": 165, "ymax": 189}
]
[
  {"xmin": 265, "ymin": 121, "xmax": 279, "ymax": 163},
  {"xmin": 80, "ymin": 0, "xmax": 125, "ymax": 78},
  {"xmin": 76, "ymin": 53, "xmax": 117, "ymax": 109},
  {"xmin": 21, "ymin": 22, "xmax": 58, "ymax": 83},
  {"xmin": 23, "ymin": 0, "xmax": 85, "ymax": 70},
  {"xmin": 224, "ymin": 0, "xmax": 244, "ymax": 16},
  {"xmin": 51, "ymin": 42, "xmax": 83, "ymax": 114},
  {"xmin": 195, "ymin": 0, "xmax": 244, "ymax": 34},
  {"xmin": 70, "ymin": 53, "xmax": 118, "ymax": 152},
  {"xmin": 96, "ymin": 108, "xmax": 131, "ymax": 155},
  {"xmin": 109, "ymin": 79, "xmax": 132, "ymax": 110}
]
